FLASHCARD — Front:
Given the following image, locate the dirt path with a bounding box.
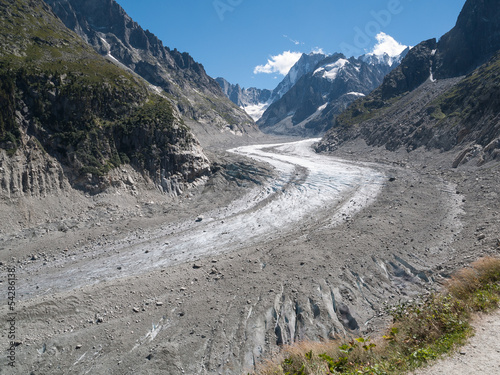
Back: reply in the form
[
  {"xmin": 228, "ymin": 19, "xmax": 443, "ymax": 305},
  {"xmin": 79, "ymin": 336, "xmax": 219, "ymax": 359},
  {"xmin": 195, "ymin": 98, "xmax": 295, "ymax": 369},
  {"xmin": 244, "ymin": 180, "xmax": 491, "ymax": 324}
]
[{"xmin": 412, "ymin": 310, "xmax": 500, "ymax": 375}]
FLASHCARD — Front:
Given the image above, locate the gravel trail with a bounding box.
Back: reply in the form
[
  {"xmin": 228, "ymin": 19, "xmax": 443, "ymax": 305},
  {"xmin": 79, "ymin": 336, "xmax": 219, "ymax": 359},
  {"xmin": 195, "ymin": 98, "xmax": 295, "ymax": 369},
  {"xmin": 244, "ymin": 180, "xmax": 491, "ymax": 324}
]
[{"xmin": 412, "ymin": 310, "xmax": 500, "ymax": 375}]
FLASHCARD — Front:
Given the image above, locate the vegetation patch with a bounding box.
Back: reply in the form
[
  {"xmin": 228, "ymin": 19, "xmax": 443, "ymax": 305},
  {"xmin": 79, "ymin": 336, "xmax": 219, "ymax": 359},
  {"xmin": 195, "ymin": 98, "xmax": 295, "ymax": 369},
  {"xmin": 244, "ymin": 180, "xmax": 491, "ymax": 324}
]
[
  {"xmin": 336, "ymin": 94, "xmax": 405, "ymax": 128},
  {"xmin": 0, "ymin": 69, "xmax": 20, "ymax": 154},
  {"xmin": 0, "ymin": 0, "xmax": 200, "ymax": 189},
  {"xmin": 252, "ymin": 257, "xmax": 500, "ymax": 375},
  {"xmin": 428, "ymin": 52, "xmax": 500, "ymax": 133}
]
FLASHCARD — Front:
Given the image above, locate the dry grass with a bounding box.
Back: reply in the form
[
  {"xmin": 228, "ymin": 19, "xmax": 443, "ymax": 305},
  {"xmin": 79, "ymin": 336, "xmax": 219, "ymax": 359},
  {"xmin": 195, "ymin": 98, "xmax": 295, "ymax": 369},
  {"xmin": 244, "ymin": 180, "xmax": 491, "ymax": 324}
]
[
  {"xmin": 448, "ymin": 257, "xmax": 500, "ymax": 289},
  {"xmin": 253, "ymin": 341, "xmax": 334, "ymax": 375},
  {"xmin": 446, "ymin": 257, "xmax": 500, "ymax": 311},
  {"xmin": 250, "ymin": 257, "xmax": 500, "ymax": 375}
]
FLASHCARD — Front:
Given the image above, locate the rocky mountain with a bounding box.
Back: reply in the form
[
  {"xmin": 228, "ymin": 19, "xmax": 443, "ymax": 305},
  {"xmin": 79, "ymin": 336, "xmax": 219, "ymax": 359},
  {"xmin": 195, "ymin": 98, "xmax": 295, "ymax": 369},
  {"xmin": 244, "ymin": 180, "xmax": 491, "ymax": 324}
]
[
  {"xmin": 43, "ymin": 0, "xmax": 256, "ymax": 139},
  {"xmin": 0, "ymin": 0, "xmax": 210, "ymax": 197},
  {"xmin": 434, "ymin": 0, "xmax": 500, "ymax": 79},
  {"xmin": 215, "ymin": 78, "xmax": 272, "ymax": 121},
  {"xmin": 257, "ymin": 50, "xmax": 407, "ymax": 136},
  {"xmin": 217, "ymin": 52, "xmax": 326, "ymax": 122},
  {"xmin": 269, "ymin": 52, "xmax": 328, "ymax": 103},
  {"xmin": 216, "ymin": 78, "xmax": 272, "ymax": 108},
  {"xmin": 316, "ymin": 0, "xmax": 500, "ymax": 166}
]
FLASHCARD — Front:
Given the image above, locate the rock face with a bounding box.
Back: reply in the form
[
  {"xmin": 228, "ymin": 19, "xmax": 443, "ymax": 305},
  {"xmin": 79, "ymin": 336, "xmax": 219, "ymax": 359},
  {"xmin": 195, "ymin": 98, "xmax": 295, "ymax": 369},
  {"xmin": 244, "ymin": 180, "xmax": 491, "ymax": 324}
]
[
  {"xmin": 44, "ymin": 0, "xmax": 256, "ymax": 137},
  {"xmin": 257, "ymin": 51, "xmax": 406, "ymax": 136},
  {"xmin": 216, "ymin": 78, "xmax": 272, "ymax": 108},
  {"xmin": 351, "ymin": 0, "xmax": 500, "ymax": 106},
  {"xmin": 377, "ymin": 39, "xmax": 437, "ymax": 100},
  {"xmin": 0, "ymin": 145, "xmax": 70, "ymax": 199},
  {"xmin": 268, "ymin": 52, "xmax": 328, "ymax": 104},
  {"xmin": 0, "ymin": 0, "xmax": 210, "ymax": 196},
  {"xmin": 317, "ymin": 0, "xmax": 500, "ymax": 165},
  {"xmin": 434, "ymin": 0, "xmax": 500, "ymax": 79},
  {"xmin": 215, "ymin": 78, "xmax": 272, "ymax": 121}
]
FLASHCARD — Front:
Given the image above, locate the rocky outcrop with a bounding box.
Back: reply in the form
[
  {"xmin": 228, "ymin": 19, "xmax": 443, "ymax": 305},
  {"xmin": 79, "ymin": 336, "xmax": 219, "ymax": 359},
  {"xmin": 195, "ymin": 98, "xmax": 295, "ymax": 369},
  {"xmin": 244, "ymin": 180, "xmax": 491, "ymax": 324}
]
[
  {"xmin": 12, "ymin": 69, "xmax": 210, "ymax": 195},
  {"xmin": 340, "ymin": 0, "xmax": 500, "ymax": 111},
  {"xmin": 434, "ymin": 0, "xmax": 500, "ymax": 79},
  {"xmin": 315, "ymin": 76, "xmax": 465, "ymax": 153},
  {"xmin": 216, "ymin": 78, "xmax": 272, "ymax": 109},
  {"xmin": 378, "ymin": 39, "xmax": 437, "ymax": 100},
  {"xmin": 0, "ymin": 142, "xmax": 69, "ymax": 199},
  {"xmin": 44, "ymin": 0, "xmax": 256, "ymax": 136},
  {"xmin": 318, "ymin": 51, "xmax": 500, "ymax": 162}
]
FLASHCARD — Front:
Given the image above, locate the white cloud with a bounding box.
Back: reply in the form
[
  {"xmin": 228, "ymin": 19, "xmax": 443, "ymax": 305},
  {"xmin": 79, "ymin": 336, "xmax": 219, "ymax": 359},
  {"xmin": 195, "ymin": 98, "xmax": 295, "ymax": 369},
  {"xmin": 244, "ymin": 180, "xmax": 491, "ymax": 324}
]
[
  {"xmin": 254, "ymin": 51, "xmax": 303, "ymax": 76},
  {"xmin": 311, "ymin": 47, "xmax": 326, "ymax": 55},
  {"xmin": 369, "ymin": 32, "xmax": 407, "ymax": 57},
  {"xmin": 283, "ymin": 35, "xmax": 302, "ymax": 46}
]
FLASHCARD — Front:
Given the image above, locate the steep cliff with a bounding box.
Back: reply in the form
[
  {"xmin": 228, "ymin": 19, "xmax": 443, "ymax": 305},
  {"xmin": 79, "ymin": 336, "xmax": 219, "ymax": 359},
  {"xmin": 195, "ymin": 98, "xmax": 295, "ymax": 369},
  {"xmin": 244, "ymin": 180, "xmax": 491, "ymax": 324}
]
[
  {"xmin": 434, "ymin": 0, "xmax": 500, "ymax": 79},
  {"xmin": 44, "ymin": 0, "xmax": 256, "ymax": 138},
  {"xmin": 0, "ymin": 0, "xmax": 210, "ymax": 197}
]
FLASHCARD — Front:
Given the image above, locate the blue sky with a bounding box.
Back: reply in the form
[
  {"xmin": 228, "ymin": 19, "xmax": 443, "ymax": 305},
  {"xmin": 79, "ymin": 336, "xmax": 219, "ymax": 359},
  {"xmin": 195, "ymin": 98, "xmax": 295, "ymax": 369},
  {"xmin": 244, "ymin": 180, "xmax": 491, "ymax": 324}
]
[{"xmin": 116, "ymin": 0, "xmax": 466, "ymax": 90}]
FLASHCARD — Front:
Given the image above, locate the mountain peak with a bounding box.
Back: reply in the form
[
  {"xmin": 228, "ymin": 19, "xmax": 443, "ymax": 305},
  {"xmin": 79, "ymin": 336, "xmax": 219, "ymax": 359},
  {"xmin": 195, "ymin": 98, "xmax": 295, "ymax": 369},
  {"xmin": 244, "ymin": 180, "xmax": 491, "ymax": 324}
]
[
  {"xmin": 318, "ymin": 0, "xmax": 500, "ymax": 161},
  {"xmin": 312, "ymin": 54, "xmax": 350, "ymax": 81},
  {"xmin": 435, "ymin": 0, "xmax": 500, "ymax": 78},
  {"xmin": 271, "ymin": 51, "xmax": 327, "ymax": 101},
  {"xmin": 215, "ymin": 77, "xmax": 272, "ymax": 121},
  {"xmin": 257, "ymin": 51, "xmax": 404, "ymax": 136},
  {"xmin": 218, "ymin": 51, "xmax": 328, "ymax": 121}
]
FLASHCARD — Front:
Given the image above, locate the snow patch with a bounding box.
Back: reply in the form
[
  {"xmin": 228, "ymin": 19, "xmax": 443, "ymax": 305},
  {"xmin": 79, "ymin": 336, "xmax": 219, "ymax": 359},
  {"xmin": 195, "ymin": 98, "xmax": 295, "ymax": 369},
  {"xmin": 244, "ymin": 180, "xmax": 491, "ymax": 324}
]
[
  {"xmin": 243, "ymin": 102, "xmax": 270, "ymax": 121},
  {"xmin": 317, "ymin": 103, "xmax": 328, "ymax": 112},
  {"xmin": 346, "ymin": 92, "xmax": 365, "ymax": 97},
  {"xmin": 99, "ymin": 37, "xmax": 110, "ymax": 51},
  {"xmin": 314, "ymin": 59, "xmax": 349, "ymax": 81},
  {"xmin": 288, "ymin": 66, "xmax": 298, "ymax": 85},
  {"xmin": 149, "ymin": 85, "xmax": 163, "ymax": 95},
  {"xmin": 429, "ymin": 70, "xmax": 436, "ymax": 83},
  {"xmin": 106, "ymin": 53, "xmax": 119, "ymax": 63},
  {"xmin": 148, "ymin": 84, "xmax": 169, "ymax": 99}
]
